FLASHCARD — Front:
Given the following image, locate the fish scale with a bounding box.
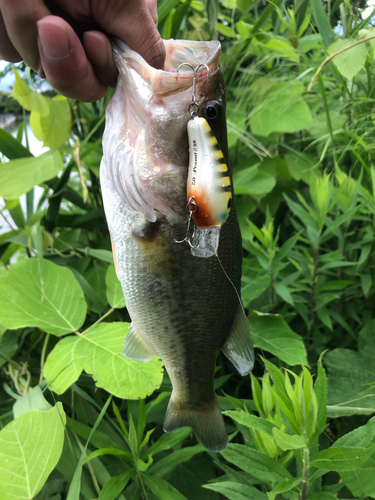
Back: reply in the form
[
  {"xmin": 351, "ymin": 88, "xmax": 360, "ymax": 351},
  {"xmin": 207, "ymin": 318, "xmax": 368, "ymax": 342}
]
[{"xmin": 101, "ymin": 38, "xmax": 254, "ymax": 452}]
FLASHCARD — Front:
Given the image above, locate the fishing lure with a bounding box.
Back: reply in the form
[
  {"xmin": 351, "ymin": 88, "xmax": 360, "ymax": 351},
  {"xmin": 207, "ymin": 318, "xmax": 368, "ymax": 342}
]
[{"xmin": 175, "ymin": 63, "xmax": 232, "ymax": 258}]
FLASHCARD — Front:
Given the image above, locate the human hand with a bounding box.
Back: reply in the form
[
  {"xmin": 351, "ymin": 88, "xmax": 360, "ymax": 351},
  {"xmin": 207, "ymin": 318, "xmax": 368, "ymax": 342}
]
[{"xmin": 0, "ymin": 0, "xmax": 165, "ymax": 101}]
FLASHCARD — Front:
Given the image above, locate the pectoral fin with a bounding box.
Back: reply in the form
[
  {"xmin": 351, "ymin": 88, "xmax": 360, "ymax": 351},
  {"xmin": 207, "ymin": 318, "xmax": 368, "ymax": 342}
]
[
  {"xmin": 122, "ymin": 323, "xmax": 156, "ymax": 362},
  {"xmin": 222, "ymin": 305, "xmax": 254, "ymax": 376}
]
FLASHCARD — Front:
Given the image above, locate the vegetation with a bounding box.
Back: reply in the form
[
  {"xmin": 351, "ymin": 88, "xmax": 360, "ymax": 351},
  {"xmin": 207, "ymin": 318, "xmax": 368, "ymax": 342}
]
[{"xmin": 1, "ymin": 0, "xmax": 375, "ymax": 498}]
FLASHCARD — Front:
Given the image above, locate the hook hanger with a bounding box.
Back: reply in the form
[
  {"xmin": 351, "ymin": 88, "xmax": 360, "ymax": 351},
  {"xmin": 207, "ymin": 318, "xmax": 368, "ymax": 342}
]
[{"xmin": 177, "ymin": 63, "xmax": 210, "ymax": 117}]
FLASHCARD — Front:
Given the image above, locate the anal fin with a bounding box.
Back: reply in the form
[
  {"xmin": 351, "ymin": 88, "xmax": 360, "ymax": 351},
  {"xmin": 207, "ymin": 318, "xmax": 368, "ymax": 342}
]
[
  {"xmin": 222, "ymin": 305, "xmax": 254, "ymax": 376},
  {"xmin": 122, "ymin": 323, "xmax": 155, "ymax": 362}
]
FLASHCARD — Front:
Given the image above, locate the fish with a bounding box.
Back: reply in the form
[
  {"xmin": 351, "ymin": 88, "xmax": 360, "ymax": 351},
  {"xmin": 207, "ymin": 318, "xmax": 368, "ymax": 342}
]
[{"xmin": 100, "ymin": 38, "xmax": 254, "ymax": 452}]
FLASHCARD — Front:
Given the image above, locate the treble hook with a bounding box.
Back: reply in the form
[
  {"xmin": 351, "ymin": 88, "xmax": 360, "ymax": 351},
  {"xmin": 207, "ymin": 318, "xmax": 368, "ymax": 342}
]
[
  {"xmin": 173, "ymin": 197, "xmax": 199, "ymax": 248},
  {"xmin": 177, "ymin": 63, "xmax": 210, "ymax": 116}
]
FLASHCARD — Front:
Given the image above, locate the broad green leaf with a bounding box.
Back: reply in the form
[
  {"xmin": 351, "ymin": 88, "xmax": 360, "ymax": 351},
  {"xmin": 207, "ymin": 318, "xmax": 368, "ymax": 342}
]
[
  {"xmin": 203, "ymin": 481, "xmax": 267, "ymax": 500},
  {"xmin": 44, "ymin": 322, "xmax": 163, "ymax": 399},
  {"xmin": 336, "ymin": 417, "xmax": 375, "ymax": 497},
  {"xmin": 284, "ymin": 153, "xmax": 317, "ymax": 184},
  {"xmin": 30, "ymin": 95, "xmax": 71, "ymax": 149},
  {"xmin": 11, "ymin": 68, "xmax": 50, "ymax": 115},
  {"xmin": 13, "ymin": 385, "xmax": 52, "ymax": 418},
  {"xmin": 250, "ymin": 82, "xmax": 311, "ymax": 137},
  {"xmin": 234, "ymin": 164, "xmax": 276, "ymax": 196},
  {"xmin": 215, "ymin": 23, "xmax": 237, "ymax": 38},
  {"xmin": 0, "ymin": 403, "xmax": 66, "ymax": 500},
  {"xmin": 84, "ymin": 266, "xmax": 108, "ymax": 313},
  {"xmin": 223, "ymin": 410, "xmax": 275, "ymax": 436},
  {"xmin": 0, "ymin": 149, "xmax": 63, "ymax": 199},
  {"xmin": 249, "ymin": 313, "xmax": 307, "ymax": 365},
  {"xmin": 272, "ymin": 428, "xmax": 306, "ymax": 450},
  {"xmin": 142, "ymin": 474, "xmax": 187, "ymax": 500},
  {"xmin": 0, "ymin": 259, "xmax": 86, "ymax": 336},
  {"xmin": 263, "ymin": 37, "xmax": 299, "ymax": 63},
  {"xmin": 310, "ymin": 445, "xmax": 375, "ymax": 471},
  {"xmin": 328, "ymin": 38, "xmax": 367, "ymax": 80},
  {"xmin": 106, "ymin": 264, "xmax": 126, "ymax": 308},
  {"xmin": 326, "ymin": 320, "xmax": 375, "ymax": 416},
  {"xmin": 222, "ymin": 443, "xmax": 292, "ymax": 484}
]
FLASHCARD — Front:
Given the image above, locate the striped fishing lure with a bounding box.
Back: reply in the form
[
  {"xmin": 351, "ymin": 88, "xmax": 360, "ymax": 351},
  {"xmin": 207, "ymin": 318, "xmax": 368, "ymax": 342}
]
[{"xmin": 186, "ymin": 116, "xmax": 232, "ymax": 257}]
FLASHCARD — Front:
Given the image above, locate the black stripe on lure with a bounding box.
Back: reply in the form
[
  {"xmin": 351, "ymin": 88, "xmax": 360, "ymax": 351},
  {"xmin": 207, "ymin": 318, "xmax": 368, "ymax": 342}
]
[{"xmin": 174, "ymin": 63, "xmax": 232, "ymax": 258}]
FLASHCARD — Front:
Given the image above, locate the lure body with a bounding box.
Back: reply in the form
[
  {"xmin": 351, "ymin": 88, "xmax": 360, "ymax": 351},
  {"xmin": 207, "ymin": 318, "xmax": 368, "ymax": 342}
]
[{"xmin": 186, "ymin": 117, "xmax": 232, "ymax": 257}]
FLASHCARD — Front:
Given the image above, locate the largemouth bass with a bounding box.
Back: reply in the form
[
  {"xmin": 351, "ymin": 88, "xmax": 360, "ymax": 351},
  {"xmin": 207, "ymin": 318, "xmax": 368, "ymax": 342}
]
[{"xmin": 100, "ymin": 39, "xmax": 254, "ymax": 452}]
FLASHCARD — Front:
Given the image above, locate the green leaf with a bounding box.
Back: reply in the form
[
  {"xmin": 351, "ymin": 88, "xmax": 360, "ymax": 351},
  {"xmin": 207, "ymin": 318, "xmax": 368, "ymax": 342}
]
[
  {"xmin": 272, "ymin": 428, "xmax": 306, "ymax": 450},
  {"xmin": 223, "ymin": 410, "xmax": 275, "ymax": 436},
  {"xmin": 98, "ymin": 470, "xmax": 134, "ymax": 500},
  {"xmin": 0, "ymin": 259, "xmax": 87, "ymax": 336},
  {"xmin": 142, "ymin": 474, "xmax": 187, "ymax": 500},
  {"xmin": 215, "ymin": 23, "xmax": 237, "ymax": 38},
  {"xmin": 310, "ymin": 0, "xmax": 335, "ymax": 47},
  {"xmin": 328, "ymin": 38, "xmax": 367, "ymax": 80},
  {"xmin": 30, "ymin": 95, "xmax": 71, "ymax": 149},
  {"xmin": 0, "ymin": 128, "xmax": 32, "ymax": 159},
  {"xmin": 222, "ymin": 443, "xmax": 292, "ymax": 484},
  {"xmin": 149, "ymin": 444, "xmax": 205, "ymax": 478},
  {"xmin": 0, "ymin": 403, "xmax": 66, "ymax": 500},
  {"xmin": 249, "ymin": 313, "xmax": 307, "ymax": 365},
  {"xmin": 250, "ymin": 82, "xmax": 311, "ymax": 137},
  {"xmin": 44, "ymin": 322, "xmax": 163, "ymax": 399},
  {"xmin": 146, "ymin": 428, "xmax": 192, "ymax": 458},
  {"xmin": 203, "ymin": 481, "xmax": 267, "ymax": 500},
  {"xmin": 0, "ymin": 150, "xmax": 63, "ymax": 199},
  {"xmin": 11, "ymin": 68, "xmax": 50, "ymax": 115},
  {"xmin": 263, "ymin": 37, "xmax": 299, "ymax": 63},
  {"xmin": 13, "ymin": 385, "xmax": 52, "ymax": 418},
  {"xmin": 0, "ymin": 330, "xmax": 17, "ymax": 368},
  {"xmin": 336, "ymin": 417, "xmax": 375, "ymax": 498},
  {"xmin": 234, "ymin": 164, "xmax": 276, "ymax": 196},
  {"xmin": 310, "ymin": 445, "xmax": 375, "ymax": 471},
  {"xmin": 106, "ymin": 264, "xmax": 126, "ymax": 308},
  {"xmin": 326, "ymin": 319, "xmax": 375, "ymax": 416}
]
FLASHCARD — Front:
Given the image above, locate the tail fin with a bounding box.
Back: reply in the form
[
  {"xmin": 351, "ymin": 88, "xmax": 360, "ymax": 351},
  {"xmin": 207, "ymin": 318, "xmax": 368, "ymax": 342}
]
[{"xmin": 163, "ymin": 393, "xmax": 228, "ymax": 452}]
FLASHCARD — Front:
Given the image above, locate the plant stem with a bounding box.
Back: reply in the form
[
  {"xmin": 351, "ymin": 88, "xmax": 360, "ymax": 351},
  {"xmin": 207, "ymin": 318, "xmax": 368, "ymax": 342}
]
[
  {"xmin": 307, "ymin": 232, "xmax": 321, "ymax": 347},
  {"xmin": 73, "ymin": 432, "xmax": 101, "ymax": 497},
  {"xmin": 308, "ymin": 34, "xmax": 375, "ymax": 91},
  {"xmin": 39, "ymin": 332, "xmax": 50, "ymax": 383},
  {"xmin": 301, "ymin": 448, "xmax": 309, "ymax": 500},
  {"xmin": 79, "ymin": 307, "xmax": 115, "ymax": 336},
  {"xmin": 270, "ymin": 264, "xmax": 275, "ymax": 313}
]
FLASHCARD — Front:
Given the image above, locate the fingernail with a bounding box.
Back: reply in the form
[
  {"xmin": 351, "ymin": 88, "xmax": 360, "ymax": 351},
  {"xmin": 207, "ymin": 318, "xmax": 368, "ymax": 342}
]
[{"xmin": 37, "ymin": 20, "xmax": 71, "ymax": 60}]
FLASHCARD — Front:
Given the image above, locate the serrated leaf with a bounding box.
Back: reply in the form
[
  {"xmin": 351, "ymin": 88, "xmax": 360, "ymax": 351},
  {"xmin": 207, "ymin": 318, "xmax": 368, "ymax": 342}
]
[
  {"xmin": 0, "ymin": 404, "xmax": 66, "ymax": 500},
  {"xmin": 44, "ymin": 322, "xmax": 163, "ymax": 399},
  {"xmin": 272, "ymin": 428, "xmax": 306, "ymax": 450},
  {"xmin": 106, "ymin": 264, "xmax": 126, "ymax": 308},
  {"xmin": 326, "ymin": 319, "xmax": 375, "ymax": 416},
  {"xmin": 310, "ymin": 445, "xmax": 375, "ymax": 471},
  {"xmin": 222, "ymin": 443, "xmax": 292, "ymax": 484},
  {"xmin": 223, "ymin": 411, "xmax": 275, "ymax": 435},
  {"xmin": 203, "ymin": 481, "xmax": 267, "ymax": 500},
  {"xmin": 0, "ymin": 259, "xmax": 86, "ymax": 336},
  {"xmin": 0, "ymin": 150, "xmax": 63, "ymax": 199},
  {"xmin": 249, "ymin": 313, "xmax": 307, "ymax": 365}
]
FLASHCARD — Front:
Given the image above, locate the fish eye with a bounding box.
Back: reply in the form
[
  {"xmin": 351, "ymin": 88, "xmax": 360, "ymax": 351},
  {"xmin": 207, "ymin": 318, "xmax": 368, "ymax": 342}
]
[{"xmin": 203, "ymin": 101, "xmax": 221, "ymax": 123}]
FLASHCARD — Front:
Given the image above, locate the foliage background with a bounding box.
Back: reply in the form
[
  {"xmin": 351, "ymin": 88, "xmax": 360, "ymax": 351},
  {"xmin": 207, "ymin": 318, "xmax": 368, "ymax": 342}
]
[{"xmin": 1, "ymin": 0, "xmax": 375, "ymax": 499}]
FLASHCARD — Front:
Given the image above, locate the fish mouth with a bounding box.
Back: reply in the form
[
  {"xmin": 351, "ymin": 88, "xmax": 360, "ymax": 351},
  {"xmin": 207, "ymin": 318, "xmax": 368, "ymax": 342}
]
[{"xmin": 112, "ymin": 38, "xmax": 221, "ymax": 96}]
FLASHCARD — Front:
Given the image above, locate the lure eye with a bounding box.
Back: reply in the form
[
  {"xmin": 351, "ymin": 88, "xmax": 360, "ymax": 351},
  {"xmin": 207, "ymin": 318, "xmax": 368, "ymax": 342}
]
[{"xmin": 203, "ymin": 100, "xmax": 221, "ymax": 123}]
